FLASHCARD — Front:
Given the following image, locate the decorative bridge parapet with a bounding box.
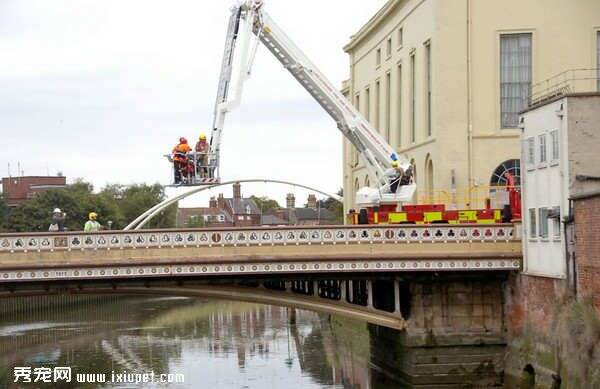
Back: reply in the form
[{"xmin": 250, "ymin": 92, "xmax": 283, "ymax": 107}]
[{"xmin": 0, "ymin": 224, "xmax": 521, "ymax": 284}]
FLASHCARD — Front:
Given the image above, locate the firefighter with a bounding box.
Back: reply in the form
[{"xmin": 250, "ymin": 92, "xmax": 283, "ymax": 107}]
[
  {"xmin": 84, "ymin": 212, "xmax": 102, "ymax": 232},
  {"xmin": 195, "ymin": 133, "xmax": 209, "ymax": 177},
  {"xmin": 385, "ymin": 161, "xmax": 404, "ymax": 193},
  {"xmin": 172, "ymin": 137, "xmax": 193, "ymax": 184}
]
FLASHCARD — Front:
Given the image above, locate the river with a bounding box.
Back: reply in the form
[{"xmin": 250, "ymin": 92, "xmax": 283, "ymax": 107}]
[{"xmin": 0, "ymin": 295, "xmax": 404, "ymax": 388}]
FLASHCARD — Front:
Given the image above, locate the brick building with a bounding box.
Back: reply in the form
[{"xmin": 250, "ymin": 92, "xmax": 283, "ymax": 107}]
[
  {"xmin": 176, "ymin": 182, "xmax": 261, "ymax": 228},
  {"xmin": 1, "ymin": 176, "xmax": 67, "ymax": 206},
  {"xmin": 266, "ymin": 193, "xmax": 337, "ymax": 226},
  {"xmin": 573, "ymin": 191, "xmax": 600, "ymax": 310}
]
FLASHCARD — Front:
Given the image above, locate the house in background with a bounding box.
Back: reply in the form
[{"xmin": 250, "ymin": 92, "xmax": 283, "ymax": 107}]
[
  {"xmin": 177, "ymin": 184, "xmax": 339, "ymax": 228},
  {"xmin": 176, "ymin": 182, "xmax": 261, "ymax": 228},
  {"xmin": 1, "ymin": 175, "xmax": 67, "ymax": 206}
]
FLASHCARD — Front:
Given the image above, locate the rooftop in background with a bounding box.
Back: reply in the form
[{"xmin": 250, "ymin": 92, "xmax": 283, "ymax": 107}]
[{"xmin": 1, "ymin": 176, "xmax": 67, "ymax": 207}]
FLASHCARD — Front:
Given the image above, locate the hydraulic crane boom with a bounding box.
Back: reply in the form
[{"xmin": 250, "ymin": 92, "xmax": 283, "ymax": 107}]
[{"xmin": 209, "ymin": 0, "xmax": 416, "ymax": 204}]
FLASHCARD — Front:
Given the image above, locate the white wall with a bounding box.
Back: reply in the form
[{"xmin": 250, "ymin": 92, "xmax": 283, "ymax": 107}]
[{"xmin": 521, "ymin": 98, "xmax": 567, "ymax": 278}]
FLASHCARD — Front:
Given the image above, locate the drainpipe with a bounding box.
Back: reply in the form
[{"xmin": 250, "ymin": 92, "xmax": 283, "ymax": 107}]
[{"xmin": 466, "ymin": 0, "xmax": 474, "ymax": 208}]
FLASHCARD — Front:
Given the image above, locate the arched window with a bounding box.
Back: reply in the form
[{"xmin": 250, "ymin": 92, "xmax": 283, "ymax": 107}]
[
  {"xmin": 364, "ymin": 175, "xmax": 370, "ymax": 187},
  {"xmin": 490, "ymin": 159, "xmax": 521, "ymax": 187},
  {"xmin": 410, "ymin": 158, "xmax": 417, "ymax": 184},
  {"xmin": 354, "ymin": 178, "xmax": 359, "ymax": 192},
  {"xmin": 425, "ymin": 155, "xmax": 434, "ymax": 202}
]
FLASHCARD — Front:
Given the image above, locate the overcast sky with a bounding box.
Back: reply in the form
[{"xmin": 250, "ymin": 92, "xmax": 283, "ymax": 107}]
[{"xmin": 0, "ymin": 0, "xmax": 387, "ymax": 207}]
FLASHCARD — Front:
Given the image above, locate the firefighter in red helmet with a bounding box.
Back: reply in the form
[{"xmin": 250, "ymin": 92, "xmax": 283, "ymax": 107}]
[{"xmin": 172, "ymin": 137, "xmax": 193, "ymax": 184}]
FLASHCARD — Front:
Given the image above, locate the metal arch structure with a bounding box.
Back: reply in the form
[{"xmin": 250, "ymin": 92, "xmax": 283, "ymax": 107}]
[{"xmin": 124, "ymin": 179, "xmax": 343, "ymax": 230}]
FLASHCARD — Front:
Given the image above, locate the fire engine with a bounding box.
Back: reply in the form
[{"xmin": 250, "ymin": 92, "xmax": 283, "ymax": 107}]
[{"xmin": 191, "ymin": 0, "xmax": 521, "ymax": 224}]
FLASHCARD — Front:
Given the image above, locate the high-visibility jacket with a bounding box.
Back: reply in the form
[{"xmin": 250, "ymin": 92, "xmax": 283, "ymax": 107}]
[{"xmin": 172, "ymin": 143, "xmax": 192, "ymax": 161}]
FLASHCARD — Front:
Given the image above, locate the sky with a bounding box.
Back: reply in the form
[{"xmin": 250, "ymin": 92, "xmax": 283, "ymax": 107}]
[{"xmin": 0, "ymin": 0, "xmax": 387, "ymax": 207}]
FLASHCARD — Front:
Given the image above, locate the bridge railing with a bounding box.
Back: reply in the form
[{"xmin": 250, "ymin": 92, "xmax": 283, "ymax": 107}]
[{"xmin": 0, "ymin": 224, "xmax": 517, "ymax": 253}]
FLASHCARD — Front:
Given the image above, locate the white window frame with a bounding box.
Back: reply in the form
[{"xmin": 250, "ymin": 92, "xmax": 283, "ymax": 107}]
[
  {"xmin": 528, "ymin": 208, "xmax": 537, "ymax": 237},
  {"xmin": 550, "ymin": 130, "xmax": 559, "ymax": 161},
  {"xmin": 538, "ymin": 134, "xmax": 547, "ymax": 164},
  {"xmin": 526, "ymin": 137, "xmax": 535, "ymax": 166},
  {"xmin": 538, "ymin": 208, "xmax": 549, "ymax": 239}
]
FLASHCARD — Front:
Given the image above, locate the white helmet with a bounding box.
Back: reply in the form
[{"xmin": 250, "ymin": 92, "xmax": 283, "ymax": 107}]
[{"xmin": 53, "ymin": 208, "xmax": 62, "ymax": 213}]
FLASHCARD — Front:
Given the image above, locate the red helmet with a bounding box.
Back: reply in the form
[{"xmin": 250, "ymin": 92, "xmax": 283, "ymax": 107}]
[{"xmin": 179, "ymin": 137, "xmax": 188, "ymax": 144}]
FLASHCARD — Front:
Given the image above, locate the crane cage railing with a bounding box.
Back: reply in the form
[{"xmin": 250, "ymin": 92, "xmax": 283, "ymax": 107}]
[{"xmin": 413, "ymin": 185, "xmax": 519, "ymax": 210}]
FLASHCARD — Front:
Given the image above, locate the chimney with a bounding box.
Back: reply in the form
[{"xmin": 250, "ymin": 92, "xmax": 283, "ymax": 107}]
[
  {"xmin": 233, "ymin": 182, "xmax": 241, "ymax": 199},
  {"xmin": 307, "ymin": 194, "xmax": 317, "ymax": 209},
  {"xmin": 217, "ymin": 193, "xmax": 225, "ymax": 209},
  {"xmin": 286, "ymin": 193, "xmax": 295, "ymax": 209},
  {"xmin": 209, "ymin": 196, "xmax": 217, "ymax": 208}
]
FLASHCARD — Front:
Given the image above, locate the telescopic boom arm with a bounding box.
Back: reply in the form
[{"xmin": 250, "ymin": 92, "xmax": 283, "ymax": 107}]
[{"xmin": 208, "ymin": 0, "xmax": 415, "ymax": 203}]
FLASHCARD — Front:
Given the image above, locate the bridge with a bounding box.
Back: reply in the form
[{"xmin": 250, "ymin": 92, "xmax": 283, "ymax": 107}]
[{"xmin": 0, "ymin": 223, "xmax": 520, "ymax": 332}]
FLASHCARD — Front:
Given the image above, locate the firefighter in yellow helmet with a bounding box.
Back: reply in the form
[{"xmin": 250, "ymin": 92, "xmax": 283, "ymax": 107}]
[
  {"xmin": 195, "ymin": 133, "xmax": 209, "ymax": 177},
  {"xmin": 384, "ymin": 160, "xmax": 404, "ymax": 193},
  {"xmin": 84, "ymin": 212, "xmax": 102, "ymax": 232}
]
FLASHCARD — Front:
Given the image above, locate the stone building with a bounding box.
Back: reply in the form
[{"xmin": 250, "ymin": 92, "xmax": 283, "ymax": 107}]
[{"xmin": 341, "ymin": 0, "xmax": 600, "ymax": 212}]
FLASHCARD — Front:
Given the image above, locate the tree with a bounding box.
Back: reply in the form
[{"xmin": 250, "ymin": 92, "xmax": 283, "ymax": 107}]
[
  {"xmin": 250, "ymin": 196, "xmax": 281, "ymax": 213},
  {"xmin": 0, "ymin": 194, "xmax": 8, "ymax": 232},
  {"xmin": 317, "ymin": 188, "xmax": 344, "ymax": 224},
  {"xmin": 1, "ymin": 181, "xmax": 175, "ymax": 232}
]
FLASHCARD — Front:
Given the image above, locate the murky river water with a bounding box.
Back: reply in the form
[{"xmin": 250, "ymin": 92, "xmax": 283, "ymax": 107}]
[{"xmin": 0, "ymin": 295, "xmax": 402, "ymax": 388}]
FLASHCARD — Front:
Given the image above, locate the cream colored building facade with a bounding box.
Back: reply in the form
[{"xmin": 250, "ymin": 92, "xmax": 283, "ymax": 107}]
[{"xmin": 342, "ymin": 0, "xmax": 600, "ymax": 213}]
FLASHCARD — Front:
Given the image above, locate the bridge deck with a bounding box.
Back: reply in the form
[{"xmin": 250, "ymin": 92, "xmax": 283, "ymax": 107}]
[{"xmin": 0, "ymin": 224, "xmax": 521, "ymax": 283}]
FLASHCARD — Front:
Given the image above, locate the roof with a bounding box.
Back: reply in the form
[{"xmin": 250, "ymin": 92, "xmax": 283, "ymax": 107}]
[
  {"xmin": 343, "ymin": 0, "xmax": 401, "ymax": 53},
  {"xmin": 261, "ymin": 214, "xmax": 289, "ymax": 226},
  {"xmin": 177, "ymin": 207, "xmax": 232, "ymax": 222},
  {"xmin": 226, "ymin": 198, "xmax": 261, "ymax": 215},
  {"xmin": 293, "ymin": 207, "xmax": 336, "ymax": 221}
]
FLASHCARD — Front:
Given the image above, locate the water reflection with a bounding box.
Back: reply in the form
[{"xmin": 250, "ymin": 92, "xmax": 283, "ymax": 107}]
[
  {"xmin": 1, "ymin": 295, "xmax": 503, "ymax": 388},
  {"xmin": 2, "ymin": 295, "xmax": 400, "ymax": 388}
]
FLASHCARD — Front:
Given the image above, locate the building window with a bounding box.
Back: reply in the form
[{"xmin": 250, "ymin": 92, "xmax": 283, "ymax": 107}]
[
  {"xmin": 539, "ymin": 134, "xmax": 547, "ymax": 163},
  {"xmin": 529, "ymin": 208, "xmax": 536, "ymax": 237},
  {"xmin": 500, "ymin": 33, "xmax": 532, "ymax": 128},
  {"xmin": 375, "ymin": 81, "xmax": 381, "ymax": 131},
  {"xmin": 355, "ymin": 94, "xmax": 360, "ymax": 110},
  {"xmin": 397, "ymin": 64, "xmax": 403, "ymax": 148},
  {"xmin": 386, "ymin": 37, "xmax": 392, "ymax": 58},
  {"xmin": 550, "ymin": 130, "xmax": 559, "ymax": 161},
  {"xmin": 490, "ymin": 159, "xmax": 521, "ymax": 187},
  {"xmin": 376, "ymin": 48, "xmax": 381, "ymax": 66},
  {"xmin": 410, "ymin": 52, "xmax": 416, "ymax": 143},
  {"xmin": 398, "ymin": 28, "xmax": 403, "ymax": 47},
  {"xmin": 385, "ymin": 72, "xmax": 391, "ymax": 141},
  {"xmin": 597, "ymin": 31, "xmax": 600, "ymax": 91},
  {"xmin": 424, "ymin": 41, "xmax": 432, "ymax": 137},
  {"xmin": 365, "ymin": 87, "xmax": 370, "ymax": 122},
  {"xmin": 552, "ymin": 216, "xmax": 561, "ymax": 238},
  {"xmin": 538, "ymin": 208, "xmax": 549, "ymax": 238},
  {"xmin": 217, "ymin": 214, "xmax": 225, "ymax": 222},
  {"xmin": 365, "ymin": 175, "xmax": 370, "ymax": 187},
  {"xmin": 526, "ymin": 137, "xmax": 535, "ymax": 166}
]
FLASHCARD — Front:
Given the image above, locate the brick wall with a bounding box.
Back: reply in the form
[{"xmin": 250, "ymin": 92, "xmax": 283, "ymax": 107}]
[
  {"xmin": 574, "ymin": 193, "xmax": 600, "ymax": 310},
  {"xmin": 1, "ymin": 176, "xmax": 66, "ymax": 206}
]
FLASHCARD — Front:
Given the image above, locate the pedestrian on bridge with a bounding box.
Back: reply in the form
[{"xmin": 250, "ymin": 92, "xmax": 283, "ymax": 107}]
[
  {"xmin": 48, "ymin": 208, "xmax": 66, "ymax": 232},
  {"xmin": 84, "ymin": 212, "xmax": 102, "ymax": 232}
]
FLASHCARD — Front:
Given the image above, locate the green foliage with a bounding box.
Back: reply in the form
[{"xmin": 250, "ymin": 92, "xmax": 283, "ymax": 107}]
[
  {"xmin": 317, "ymin": 188, "xmax": 344, "ymax": 224},
  {"xmin": 0, "ymin": 194, "xmax": 8, "ymax": 232},
  {"xmin": 1, "ymin": 181, "xmax": 175, "ymax": 232},
  {"xmin": 250, "ymin": 195, "xmax": 281, "ymax": 213}
]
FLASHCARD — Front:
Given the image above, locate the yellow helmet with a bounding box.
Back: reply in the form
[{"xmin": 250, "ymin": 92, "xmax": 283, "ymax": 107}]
[
  {"xmin": 199, "ymin": 133, "xmax": 207, "ymax": 140},
  {"xmin": 391, "ymin": 161, "xmax": 399, "ymax": 168},
  {"xmin": 89, "ymin": 212, "xmax": 98, "ymax": 220}
]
